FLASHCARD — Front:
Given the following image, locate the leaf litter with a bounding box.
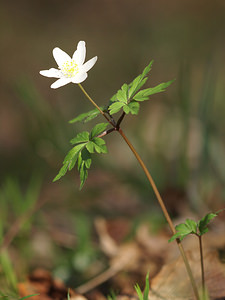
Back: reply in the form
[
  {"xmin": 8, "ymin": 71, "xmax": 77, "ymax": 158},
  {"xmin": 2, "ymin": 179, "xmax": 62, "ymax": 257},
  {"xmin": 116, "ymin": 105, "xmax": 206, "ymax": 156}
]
[{"xmin": 18, "ymin": 212, "xmax": 225, "ymax": 300}]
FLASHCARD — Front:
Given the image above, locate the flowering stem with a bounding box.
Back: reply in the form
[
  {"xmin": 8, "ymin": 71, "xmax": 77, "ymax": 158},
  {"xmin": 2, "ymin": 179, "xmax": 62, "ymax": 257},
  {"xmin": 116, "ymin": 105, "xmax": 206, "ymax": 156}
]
[
  {"xmin": 78, "ymin": 84, "xmax": 115, "ymax": 127},
  {"xmin": 118, "ymin": 128, "xmax": 199, "ymax": 299},
  {"xmin": 78, "ymin": 84, "xmax": 199, "ymax": 300},
  {"xmin": 199, "ymin": 235, "xmax": 206, "ymax": 296}
]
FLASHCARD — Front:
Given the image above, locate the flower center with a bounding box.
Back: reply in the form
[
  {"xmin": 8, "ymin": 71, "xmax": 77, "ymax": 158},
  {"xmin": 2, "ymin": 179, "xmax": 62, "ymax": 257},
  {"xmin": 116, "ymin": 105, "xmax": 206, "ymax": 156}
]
[{"xmin": 61, "ymin": 60, "xmax": 79, "ymax": 78}]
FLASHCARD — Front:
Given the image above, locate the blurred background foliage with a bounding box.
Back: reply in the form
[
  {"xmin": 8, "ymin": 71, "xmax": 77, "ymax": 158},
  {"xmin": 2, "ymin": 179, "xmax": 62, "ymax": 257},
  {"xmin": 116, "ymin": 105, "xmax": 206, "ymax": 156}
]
[{"xmin": 0, "ymin": 0, "xmax": 225, "ymax": 293}]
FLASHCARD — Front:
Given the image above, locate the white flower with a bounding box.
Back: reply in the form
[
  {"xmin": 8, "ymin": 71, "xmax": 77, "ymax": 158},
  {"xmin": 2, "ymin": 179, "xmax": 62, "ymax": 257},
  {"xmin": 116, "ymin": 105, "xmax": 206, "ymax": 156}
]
[{"xmin": 40, "ymin": 41, "xmax": 97, "ymax": 89}]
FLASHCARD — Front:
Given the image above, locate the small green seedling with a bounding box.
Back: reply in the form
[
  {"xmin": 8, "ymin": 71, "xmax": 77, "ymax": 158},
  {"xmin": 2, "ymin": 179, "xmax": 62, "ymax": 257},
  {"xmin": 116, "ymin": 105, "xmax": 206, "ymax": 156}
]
[
  {"xmin": 107, "ymin": 290, "xmax": 117, "ymax": 300},
  {"xmin": 169, "ymin": 209, "xmax": 224, "ymax": 298},
  {"xmin": 134, "ymin": 273, "xmax": 150, "ymax": 300},
  {"xmin": 67, "ymin": 289, "xmax": 70, "ymax": 300},
  {"xmin": 168, "ymin": 211, "xmax": 222, "ymax": 242}
]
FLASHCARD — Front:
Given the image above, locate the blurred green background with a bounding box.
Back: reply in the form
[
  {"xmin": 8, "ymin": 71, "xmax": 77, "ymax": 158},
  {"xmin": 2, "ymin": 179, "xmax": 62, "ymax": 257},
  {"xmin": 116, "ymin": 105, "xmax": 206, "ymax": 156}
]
[{"xmin": 1, "ymin": 0, "xmax": 225, "ymax": 293}]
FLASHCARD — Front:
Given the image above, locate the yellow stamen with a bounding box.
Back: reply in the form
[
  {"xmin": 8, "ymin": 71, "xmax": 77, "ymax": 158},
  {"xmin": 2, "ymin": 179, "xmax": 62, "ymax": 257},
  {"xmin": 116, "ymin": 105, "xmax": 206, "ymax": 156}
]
[{"xmin": 61, "ymin": 60, "xmax": 79, "ymax": 78}]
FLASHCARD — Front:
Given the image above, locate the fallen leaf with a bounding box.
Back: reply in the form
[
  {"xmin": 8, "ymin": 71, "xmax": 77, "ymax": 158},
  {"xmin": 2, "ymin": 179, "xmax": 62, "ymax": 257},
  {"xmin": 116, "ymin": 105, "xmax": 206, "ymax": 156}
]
[{"xmin": 150, "ymin": 251, "xmax": 225, "ymax": 300}]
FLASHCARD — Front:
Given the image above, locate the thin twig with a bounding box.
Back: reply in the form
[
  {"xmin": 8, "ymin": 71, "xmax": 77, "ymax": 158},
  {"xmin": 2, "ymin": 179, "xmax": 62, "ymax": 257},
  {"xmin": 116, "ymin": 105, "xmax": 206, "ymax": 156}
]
[{"xmin": 76, "ymin": 266, "xmax": 119, "ymax": 294}]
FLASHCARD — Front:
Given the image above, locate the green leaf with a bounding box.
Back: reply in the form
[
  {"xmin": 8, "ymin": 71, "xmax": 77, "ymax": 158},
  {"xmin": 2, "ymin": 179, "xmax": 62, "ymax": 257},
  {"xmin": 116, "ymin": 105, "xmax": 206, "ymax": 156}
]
[
  {"xmin": 92, "ymin": 138, "xmax": 108, "ymax": 153},
  {"xmin": 127, "ymin": 101, "xmax": 140, "ymax": 115},
  {"xmin": 78, "ymin": 149, "xmax": 91, "ymax": 169},
  {"xmin": 175, "ymin": 223, "xmax": 192, "ymax": 234},
  {"xmin": 109, "ymin": 102, "xmax": 125, "ymax": 114},
  {"xmin": 199, "ymin": 227, "xmax": 209, "ymax": 235},
  {"xmin": 109, "ymin": 94, "xmax": 117, "ymax": 104},
  {"xmin": 198, "ymin": 212, "xmax": 218, "ymax": 235},
  {"xmin": 143, "ymin": 273, "xmax": 150, "ymax": 300},
  {"xmin": 185, "ymin": 219, "xmax": 197, "ymax": 234},
  {"xmin": 141, "ymin": 60, "xmax": 154, "ymax": 78},
  {"xmin": 69, "ymin": 108, "xmax": 102, "ymax": 123},
  {"xmin": 134, "ymin": 283, "xmax": 143, "ymax": 300},
  {"xmin": 168, "ymin": 232, "xmax": 183, "ymax": 243},
  {"xmin": 64, "ymin": 144, "xmax": 86, "ymax": 164},
  {"xmin": 128, "ymin": 60, "xmax": 153, "ymax": 98},
  {"xmin": 116, "ymin": 85, "xmax": 128, "ymax": 104},
  {"xmin": 92, "ymin": 137, "xmax": 108, "ymax": 153},
  {"xmin": 70, "ymin": 131, "xmax": 89, "ymax": 144},
  {"xmin": 92, "ymin": 137, "xmax": 106, "ymax": 146},
  {"xmin": 79, "ymin": 163, "xmax": 88, "ymax": 190},
  {"xmin": 123, "ymin": 104, "xmax": 130, "ymax": 114},
  {"xmin": 133, "ymin": 79, "xmax": 174, "ymax": 101},
  {"xmin": 77, "ymin": 149, "xmax": 92, "ymax": 189},
  {"xmin": 168, "ymin": 222, "xmax": 194, "ymax": 243},
  {"xmin": 53, "ymin": 143, "xmax": 86, "ymax": 181},
  {"xmin": 90, "ymin": 123, "xmax": 108, "ymax": 139},
  {"xmin": 53, "ymin": 123, "xmax": 108, "ymax": 187},
  {"xmin": 53, "ymin": 163, "xmax": 69, "ymax": 182},
  {"xmin": 86, "ymin": 141, "xmax": 95, "ymax": 153},
  {"xmin": 134, "ymin": 273, "xmax": 150, "ymax": 300}
]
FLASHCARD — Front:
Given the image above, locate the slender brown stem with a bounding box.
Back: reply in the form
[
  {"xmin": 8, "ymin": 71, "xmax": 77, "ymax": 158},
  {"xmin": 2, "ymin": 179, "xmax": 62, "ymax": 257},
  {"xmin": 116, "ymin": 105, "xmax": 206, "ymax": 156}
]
[
  {"xmin": 116, "ymin": 111, "xmax": 126, "ymax": 127},
  {"xmin": 199, "ymin": 235, "xmax": 205, "ymax": 296},
  {"xmin": 118, "ymin": 128, "xmax": 175, "ymax": 233},
  {"xmin": 78, "ymin": 84, "xmax": 200, "ymax": 300},
  {"xmin": 118, "ymin": 128, "xmax": 199, "ymax": 299},
  {"xmin": 78, "ymin": 84, "xmax": 116, "ymax": 127}
]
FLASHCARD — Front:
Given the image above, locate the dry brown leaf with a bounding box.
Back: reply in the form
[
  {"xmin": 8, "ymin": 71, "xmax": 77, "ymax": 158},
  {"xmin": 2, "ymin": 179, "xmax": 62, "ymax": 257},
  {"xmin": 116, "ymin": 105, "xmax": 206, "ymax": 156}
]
[
  {"xmin": 18, "ymin": 268, "xmax": 79, "ymax": 300},
  {"xmin": 150, "ymin": 251, "xmax": 225, "ymax": 300}
]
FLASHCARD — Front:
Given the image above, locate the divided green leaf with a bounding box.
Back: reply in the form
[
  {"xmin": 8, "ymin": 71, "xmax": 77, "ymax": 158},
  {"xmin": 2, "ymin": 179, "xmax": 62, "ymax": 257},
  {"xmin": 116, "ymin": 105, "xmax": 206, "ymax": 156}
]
[
  {"xmin": 198, "ymin": 212, "xmax": 218, "ymax": 236},
  {"xmin": 127, "ymin": 101, "xmax": 140, "ymax": 115},
  {"xmin": 90, "ymin": 123, "xmax": 108, "ymax": 139},
  {"xmin": 108, "ymin": 61, "xmax": 153, "ymax": 116},
  {"xmin": 169, "ymin": 210, "xmax": 224, "ymax": 243},
  {"xmin": 70, "ymin": 131, "xmax": 89, "ymax": 144},
  {"xmin": 69, "ymin": 107, "xmax": 103, "ymax": 124},
  {"xmin": 53, "ymin": 143, "xmax": 85, "ymax": 182},
  {"xmin": 109, "ymin": 102, "xmax": 125, "ymax": 114},
  {"xmin": 128, "ymin": 60, "xmax": 153, "ymax": 98},
  {"xmin": 53, "ymin": 124, "xmax": 108, "ymax": 188},
  {"xmin": 108, "ymin": 61, "xmax": 174, "ymax": 116},
  {"xmin": 91, "ymin": 137, "xmax": 108, "ymax": 153},
  {"xmin": 169, "ymin": 220, "xmax": 197, "ymax": 243},
  {"xmin": 185, "ymin": 218, "xmax": 197, "ymax": 234},
  {"xmin": 133, "ymin": 80, "xmax": 175, "ymax": 101},
  {"xmin": 117, "ymin": 84, "xmax": 128, "ymax": 103}
]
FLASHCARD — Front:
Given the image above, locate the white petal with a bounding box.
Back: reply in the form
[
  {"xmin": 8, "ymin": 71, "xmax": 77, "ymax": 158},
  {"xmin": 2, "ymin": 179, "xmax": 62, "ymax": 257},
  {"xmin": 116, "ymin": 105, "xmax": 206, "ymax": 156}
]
[
  {"xmin": 40, "ymin": 68, "xmax": 61, "ymax": 78},
  {"xmin": 72, "ymin": 41, "xmax": 86, "ymax": 65},
  {"xmin": 51, "ymin": 78, "xmax": 71, "ymax": 89},
  {"xmin": 53, "ymin": 47, "xmax": 71, "ymax": 68},
  {"xmin": 82, "ymin": 56, "xmax": 97, "ymax": 73},
  {"xmin": 71, "ymin": 72, "xmax": 88, "ymax": 84}
]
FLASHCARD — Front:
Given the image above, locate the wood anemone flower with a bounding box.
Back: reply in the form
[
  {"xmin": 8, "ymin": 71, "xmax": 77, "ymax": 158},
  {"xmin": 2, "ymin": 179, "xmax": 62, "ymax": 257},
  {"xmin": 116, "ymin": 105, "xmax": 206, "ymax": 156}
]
[{"xmin": 40, "ymin": 41, "xmax": 97, "ymax": 88}]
